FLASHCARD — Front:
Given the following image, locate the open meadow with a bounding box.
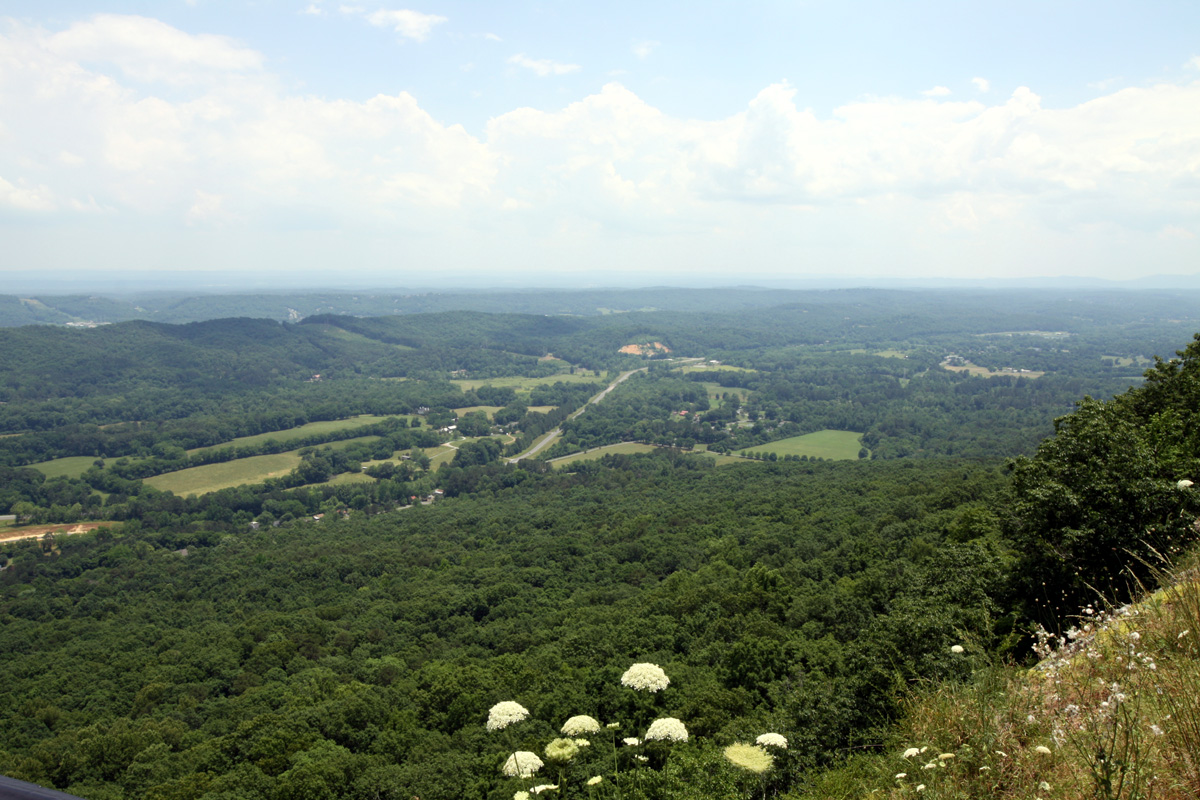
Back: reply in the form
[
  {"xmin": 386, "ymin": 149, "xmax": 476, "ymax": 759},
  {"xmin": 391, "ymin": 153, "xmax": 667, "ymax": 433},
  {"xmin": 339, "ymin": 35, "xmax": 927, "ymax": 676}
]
[
  {"xmin": 736, "ymin": 429, "xmax": 864, "ymax": 460},
  {"xmin": 187, "ymin": 415, "xmax": 396, "ymax": 454},
  {"xmin": 147, "ymin": 436, "xmax": 381, "ymax": 496}
]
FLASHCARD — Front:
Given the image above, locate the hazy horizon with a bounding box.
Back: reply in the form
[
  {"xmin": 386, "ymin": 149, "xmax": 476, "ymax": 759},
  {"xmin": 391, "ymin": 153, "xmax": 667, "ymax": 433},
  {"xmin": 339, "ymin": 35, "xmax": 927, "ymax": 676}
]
[{"xmin": 2, "ymin": 2, "xmax": 1199, "ymax": 287}]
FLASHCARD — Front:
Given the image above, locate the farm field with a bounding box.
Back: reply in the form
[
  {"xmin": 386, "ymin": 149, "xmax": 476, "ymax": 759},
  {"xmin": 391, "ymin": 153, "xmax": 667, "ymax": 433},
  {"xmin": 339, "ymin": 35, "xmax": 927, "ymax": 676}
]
[
  {"xmin": 453, "ymin": 405, "xmax": 502, "ymax": 419},
  {"xmin": 187, "ymin": 415, "xmax": 396, "ymax": 455},
  {"xmin": 679, "ymin": 364, "xmax": 756, "ymax": 374},
  {"xmin": 691, "ymin": 380, "xmax": 747, "ymax": 402},
  {"xmin": 940, "ymin": 358, "xmax": 1045, "ymax": 378},
  {"xmin": 549, "ymin": 442, "xmax": 658, "ymax": 467},
  {"xmin": 450, "ymin": 372, "xmax": 601, "ymax": 392},
  {"xmin": 736, "ymin": 430, "xmax": 865, "ymax": 461},
  {"xmin": 148, "ymin": 436, "xmax": 382, "ymax": 496},
  {"xmin": 30, "ymin": 455, "xmax": 98, "ymax": 479}
]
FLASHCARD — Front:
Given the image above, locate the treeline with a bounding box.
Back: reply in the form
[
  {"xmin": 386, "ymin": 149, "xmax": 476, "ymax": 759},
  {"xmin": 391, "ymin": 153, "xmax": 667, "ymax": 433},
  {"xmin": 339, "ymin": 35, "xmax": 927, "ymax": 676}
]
[{"xmin": 0, "ymin": 454, "xmax": 1013, "ymax": 800}]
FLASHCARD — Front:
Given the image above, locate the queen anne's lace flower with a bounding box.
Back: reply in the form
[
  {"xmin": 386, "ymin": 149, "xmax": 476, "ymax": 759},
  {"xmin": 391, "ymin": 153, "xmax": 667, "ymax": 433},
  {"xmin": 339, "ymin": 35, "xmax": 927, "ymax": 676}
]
[
  {"xmin": 561, "ymin": 715, "xmax": 601, "ymax": 735},
  {"xmin": 544, "ymin": 738, "xmax": 579, "ymax": 763},
  {"xmin": 530, "ymin": 785, "xmax": 558, "ymax": 795},
  {"xmin": 502, "ymin": 751, "xmax": 543, "ymax": 778},
  {"xmin": 488, "ymin": 701, "xmax": 530, "ymax": 731},
  {"xmin": 756, "ymin": 732, "xmax": 787, "ymax": 749},
  {"xmin": 950, "ymin": 645, "xmax": 965, "ymax": 654},
  {"xmin": 645, "ymin": 717, "xmax": 688, "ymax": 742},
  {"xmin": 623, "ymin": 737, "xmax": 640, "ymax": 747},
  {"xmin": 903, "ymin": 747, "xmax": 921, "ymax": 758},
  {"xmin": 621, "ymin": 662, "xmax": 670, "ymax": 692},
  {"xmin": 587, "ymin": 776, "xmax": 603, "ymax": 786},
  {"xmin": 1035, "ymin": 745, "xmax": 1052, "ymax": 755},
  {"xmin": 724, "ymin": 743, "xmax": 773, "ymax": 773}
]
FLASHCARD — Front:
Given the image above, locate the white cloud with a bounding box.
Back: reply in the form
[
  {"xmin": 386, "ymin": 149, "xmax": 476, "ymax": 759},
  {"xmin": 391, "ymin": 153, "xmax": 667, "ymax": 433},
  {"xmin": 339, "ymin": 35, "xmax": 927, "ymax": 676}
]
[
  {"xmin": 484, "ymin": 32, "xmax": 502, "ymax": 42},
  {"xmin": 45, "ymin": 14, "xmax": 262, "ymax": 84},
  {"xmin": 301, "ymin": 4, "xmax": 324, "ymax": 15},
  {"xmin": 972, "ymin": 77, "xmax": 990, "ymax": 92},
  {"xmin": 0, "ymin": 175, "xmax": 56, "ymax": 211},
  {"xmin": 508, "ymin": 53, "xmax": 581, "ymax": 76},
  {"xmin": 922, "ymin": 86, "xmax": 952, "ymax": 97},
  {"xmin": 362, "ymin": 9, "xmax": 448, "ymax": 42},
  {"xmin": 633, "ymin": 40, "xmax": 659, "ymax": 60},
  {"xmin": 3, "ymin": 14, "xmax": 1199, "ymax": 279}
]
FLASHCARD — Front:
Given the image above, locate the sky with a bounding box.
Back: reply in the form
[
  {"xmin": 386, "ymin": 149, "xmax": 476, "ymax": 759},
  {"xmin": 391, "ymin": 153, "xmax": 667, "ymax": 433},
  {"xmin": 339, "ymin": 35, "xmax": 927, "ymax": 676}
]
[{"xmin": 1, "ymin": 1, "xmax": 1199, "ymax": 290}]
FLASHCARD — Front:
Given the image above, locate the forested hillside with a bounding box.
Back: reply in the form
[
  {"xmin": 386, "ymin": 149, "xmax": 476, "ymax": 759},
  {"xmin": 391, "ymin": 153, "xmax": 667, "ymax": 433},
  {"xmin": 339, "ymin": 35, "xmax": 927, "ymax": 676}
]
[{"xmin": 0, "ymin": 292, "xmax": 1198, "ymax": 799}]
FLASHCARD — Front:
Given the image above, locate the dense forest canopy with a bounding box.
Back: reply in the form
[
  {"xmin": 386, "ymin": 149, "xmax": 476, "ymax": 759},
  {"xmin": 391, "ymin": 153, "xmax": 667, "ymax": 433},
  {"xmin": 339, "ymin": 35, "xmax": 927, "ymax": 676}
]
[{"xmin": 1, "ymin": 287, "xmax": 1199, "ymax": 799}]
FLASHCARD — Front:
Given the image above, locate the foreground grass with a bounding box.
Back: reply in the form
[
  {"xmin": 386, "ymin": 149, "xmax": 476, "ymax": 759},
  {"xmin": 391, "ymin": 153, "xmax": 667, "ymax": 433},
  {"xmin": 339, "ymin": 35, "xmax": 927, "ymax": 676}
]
[{"xmin": 792, "ymin": 555, "xmax": 1200, "ymax": 800}]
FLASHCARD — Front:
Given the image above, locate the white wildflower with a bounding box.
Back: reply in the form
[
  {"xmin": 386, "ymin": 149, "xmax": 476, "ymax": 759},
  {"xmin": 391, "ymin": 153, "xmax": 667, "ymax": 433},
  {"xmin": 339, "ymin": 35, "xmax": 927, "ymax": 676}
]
[
  {"xmin": 1035, "ymin": 745, "xmax": 1052, "ymax": 755},
  {"xmin": 488, "ymin": 701, "xmax": 530, "ymax": 731},
  {"xmin": 530, "ymin": 785, "xmax": 558, "ymax": 794},
  {"xmin": 724, "ymin": 743, "xmax": 774, "ymax": 773},
  {"xmin": 756, "ymin": 732, "xmax": 788, "ymax": 749},
  {"xmin": 621, "ymin": 662, "xmax": 670, "ymax": 692},
  {"xmin": 574, "ymin": 739, "xmax": 590, "ymax": 747},
  {"xmin": 938, "ymin": 753, "xmax": 955, "ymax": 761},
  {"xmin": 544, "ymin": 738, "xmax": 579, "ymax": 763},
  {"xmin": 561, "ymin": 714, "xmax": 601, "ymax": 735},
  {"xmin": 917, "ymin": 784, "xmax": 926, "ymax": 792},
  {"xmin": 502, "ymin": 751, "xmax": 543, "ymax": 778},
  {"xmin": 515, "ymin": 792, "xmax": 530, "ymax": 800},
  {"xmin": 645, "ymin": 717, "xmax": 688, "ymax": 742},
  {"xmin": 587, "ymin": 776, "xmax": 603, "ymax": 786},
  {"xmin": 923, "ymin": 761, "xmax": 938, "ymax": 770},
  {"xmin": 634, "ymin": 755, "xmax": 648, "ymax": 762},
  {"xmin": 903, "ymin": 747, "xmax": 921, "ymax": 758},
  {"xmin": 606, "ymin": 722, "xmax": 621, "ymax": 729},
  {"xmin": 1040, "ymin": 781, "xmax": 1052, "ymax": 791},
  {"xmin": 895, "ymin": 773, "xmax": 907, "ymax": 779},
  {"xmin": 623, "ymin": 737, "xmax": 640, "ymax": 747},
  {"xmin": 995, "ymin": 750, "xmax": 1008, "ymax": 758},
  {"xmin": 1178, "ymin": 479, "xmax": 1194, "ymax": 489},
  {"xmin": 1150, "ymin": 724, "xmax": 1164, "ymax": 736},
  {"xmin": 950, "ymin": 645, "xmax": 964, "ymax": 654}
]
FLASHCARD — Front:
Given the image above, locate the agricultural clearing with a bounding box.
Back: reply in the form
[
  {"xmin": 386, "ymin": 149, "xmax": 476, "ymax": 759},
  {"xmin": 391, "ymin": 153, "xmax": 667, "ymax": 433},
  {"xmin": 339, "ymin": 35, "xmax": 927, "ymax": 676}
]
[
  {"xmin": 450, "ymin": 372, "xmax": 602, "ymax": 392},
  {"xmin": 736, "ymin": 430, "xmax": 864, "ymax": 461},
  {"xmin": 147, "ymin": 436, "xmax": 381, "ymax": 496},
  {"xmin": 549, "ymin": 442, "xmax": 658, "ymax": 467},
  {"xmin": 30, "ymin": 455, "xmax": 99, "ymax": 479},
  {"xmin": 187, "ymin": 415, "xmax": 396, "ymax": 455}
]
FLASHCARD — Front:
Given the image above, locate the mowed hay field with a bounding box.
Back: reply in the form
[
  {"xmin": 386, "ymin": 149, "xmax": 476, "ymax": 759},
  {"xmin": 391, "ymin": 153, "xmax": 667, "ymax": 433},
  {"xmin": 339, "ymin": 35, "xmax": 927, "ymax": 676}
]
[
  {"xmin": 187, "ymin": 415, "xmax": 396, "ymax": 455},
  {"xmin": 30, "ymin": 456, "xmax": 100, "ymax": 479},
  {"xmin": 147, "ymin": 436, "xmax": 382, "ymax": 496},
  {"xmin": 146, "ymin": 453, "xmax": 303, "ymax": 496},
  {"xmin": 450, "ymin": 373, "xmax": 601, "ymax": 392},
  {"xmin": 736, "ymin": 430, "xmax": 864, "ymax": 460},
  {"xmin": 549, "ymin": 442, "xmax": 657, "ymax": 468}
]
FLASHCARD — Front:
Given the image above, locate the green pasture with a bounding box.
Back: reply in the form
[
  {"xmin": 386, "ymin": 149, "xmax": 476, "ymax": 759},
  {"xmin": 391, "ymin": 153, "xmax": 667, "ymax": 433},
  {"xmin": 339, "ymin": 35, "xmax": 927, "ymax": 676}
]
[
  {"xmin": 736, "ymin": 430, "xmax": 864, "ymax": 461},
  {"xmin": 549, "ymin": 442, "xmax": 658, "ymax": 468},
  {"xmin": 188, "ymin": 415, "xmax": 395, "ymax": 455},
  {"xmin": 680, "ymin": 364, "xmax": 756, "ymax": 374},
  {"xmin": 30, "ymin": 456, "xmax": 99, "ymax": 479},
  {"xmin": 323, "ymin": 472, "xmax": 375, "ymax": 486},
  {"xmin": 149, "ymin": 436, "xmax": 381, "ymax": 496},
  {"xmin": 146, "ymin": 453, "xmax": 303, "ymax": 496},
  {"xmin": 451, "ymin": 372, "xmax": 600, "ymax": 392},
  {"xmin": 454, "ymin": 405, "xmax": 502, "ymax": 419},
  {"xmin": 692, "ymin": 381, "xmax": 746, "ymax": 402}
]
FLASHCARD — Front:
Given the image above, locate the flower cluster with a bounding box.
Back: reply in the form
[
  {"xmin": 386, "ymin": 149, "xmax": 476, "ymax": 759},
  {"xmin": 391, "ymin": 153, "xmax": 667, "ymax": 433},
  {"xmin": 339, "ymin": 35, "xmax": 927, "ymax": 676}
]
[
  {"xmin": 755, "ymin": 732, "xmax": 787, "ymax": 749},
  {"xmin": 620, "ymin": 662, "xmax": 670, "ymax": 692},
  {"xmin": 644, "ymin": 717, "xmax": 688, "ymax": 742},
  {"xmin": 502, "ymin": 751, "xmax": 544, "ymax": 778},
  {"xmin": 488, "ymin": 701, "xmax": 531, "ymax": 731},
  {"xmin": 544, "ymin": 738, "xmax": 579, "ymax": 763},
  {"xmin": 560, "ymin": 715, "xmax": 601, "ymax": 736},
  {"xmin": 723, "ymin": 742, "xmax": 774, "ymax": 773}
]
